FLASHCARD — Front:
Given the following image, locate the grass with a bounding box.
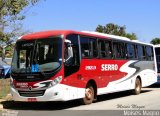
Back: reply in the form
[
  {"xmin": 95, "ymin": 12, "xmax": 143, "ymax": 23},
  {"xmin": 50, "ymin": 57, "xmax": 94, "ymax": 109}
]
[{"xmin": 0, "ymin": 78, "xmax": 10, "ymax": 99}]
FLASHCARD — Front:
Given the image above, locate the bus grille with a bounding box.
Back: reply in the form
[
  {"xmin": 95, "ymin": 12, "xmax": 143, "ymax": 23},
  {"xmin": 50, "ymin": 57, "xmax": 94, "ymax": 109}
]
[{"xmin": 18, "ymin": 90, "xmax": 45, "ymax": 97}]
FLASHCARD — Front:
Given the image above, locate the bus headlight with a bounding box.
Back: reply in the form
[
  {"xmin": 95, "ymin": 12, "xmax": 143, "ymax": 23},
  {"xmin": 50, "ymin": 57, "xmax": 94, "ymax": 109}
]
[{"xmin": 49, "ymin": 76, "xmax": 62, "ymax": 87}]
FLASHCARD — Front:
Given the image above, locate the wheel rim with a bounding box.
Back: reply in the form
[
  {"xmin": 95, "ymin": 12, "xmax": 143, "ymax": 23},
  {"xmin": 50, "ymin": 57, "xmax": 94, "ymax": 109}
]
[
  {"xmin": 85, "ymin": 88, "xmax": 93, "ymax": 100},
  {"xmin": 136, "ymin": 79, "xmax": 141, "ymax": 92}
]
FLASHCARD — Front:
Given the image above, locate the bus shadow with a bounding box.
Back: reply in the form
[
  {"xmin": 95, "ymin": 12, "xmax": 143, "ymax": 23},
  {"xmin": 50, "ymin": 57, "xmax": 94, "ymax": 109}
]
[
  {"xmin": 96, "ymin": 89, "xmax": 151, "ymax": 103},
  {"xmin": 1, "ymin": 100, "xmax": 81, "ymax": 111},
  {"xmin": 148, "ymin": 83, "xmax": 160, "ymax": 88},
  {"xmin": 1, "ymin": 89, "xmax": 152, "ymax": 111}
]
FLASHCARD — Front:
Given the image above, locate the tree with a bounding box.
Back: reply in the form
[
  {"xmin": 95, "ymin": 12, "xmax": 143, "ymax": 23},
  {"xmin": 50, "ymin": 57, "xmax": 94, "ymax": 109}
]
[
  {"xmin": 0, "ymin": 0, "xmax": 41, "ymax": 58},
  {"xmin": 95, "ymin": 23, "xmax": 137, "ymax": 40},
  {"xmin": 0, "ymin": 0, "xmax": 40, "ymax": 43},
  {"xmin": 150, "ymin": 38, "xmax": 160, "ymax": 45},
  {"xmin": 124, "ymin": 33, "xmax": 137, "ymax": 40}
]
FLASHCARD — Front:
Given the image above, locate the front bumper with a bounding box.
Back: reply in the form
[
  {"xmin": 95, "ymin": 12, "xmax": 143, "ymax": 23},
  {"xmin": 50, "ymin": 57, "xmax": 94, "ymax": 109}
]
[
  {"xmin": 11, "ymin": 84, "xmax": 85, "ymax": 102},
  {"xmin": 11, "ymin": 84, "xmax": 65, "ymax": 102}
]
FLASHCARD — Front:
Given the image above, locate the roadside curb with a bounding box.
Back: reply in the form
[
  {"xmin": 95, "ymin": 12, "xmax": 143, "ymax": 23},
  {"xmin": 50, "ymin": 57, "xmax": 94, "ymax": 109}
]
[
  {"xmin": 0, "ymin": 94, "xmax": 12, "ymax": 111},
  {"xmin": 0, "ymin": 99, "xmax": 4, "ymax": 111},
  {"xmin": 0, "ymin": 104, "xmax": 3, "ymax": 111}
]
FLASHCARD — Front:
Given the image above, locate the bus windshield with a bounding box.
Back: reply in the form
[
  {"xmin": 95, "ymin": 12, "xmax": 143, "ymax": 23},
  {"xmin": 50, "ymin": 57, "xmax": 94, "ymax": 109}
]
[{"xmin": 11, "ymin": 37, "xmax": 62, "ymax": 74}]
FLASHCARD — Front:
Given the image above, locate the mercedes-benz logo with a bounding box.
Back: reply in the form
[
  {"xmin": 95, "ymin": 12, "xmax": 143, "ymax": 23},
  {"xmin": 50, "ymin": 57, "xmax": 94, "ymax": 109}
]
[{"xmin": 29, "ymin": 86, "xmax": 32, "ymax": 91}]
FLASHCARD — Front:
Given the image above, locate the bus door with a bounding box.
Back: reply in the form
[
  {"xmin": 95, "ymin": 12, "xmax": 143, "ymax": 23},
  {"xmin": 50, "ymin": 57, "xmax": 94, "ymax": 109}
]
[{"xmin": 64, "ymin": 34, "xmax": 81, "ymax": 98}]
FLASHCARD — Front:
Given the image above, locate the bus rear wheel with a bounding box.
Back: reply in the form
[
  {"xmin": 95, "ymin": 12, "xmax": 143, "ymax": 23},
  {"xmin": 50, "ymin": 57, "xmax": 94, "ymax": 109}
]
[
  {"xmin": 132, "ymin": 78, "xmax": 141, "ymax": 95},
  {"xmin": 81, "ymin": 84, "xmax": 94, "ymax": 105}
]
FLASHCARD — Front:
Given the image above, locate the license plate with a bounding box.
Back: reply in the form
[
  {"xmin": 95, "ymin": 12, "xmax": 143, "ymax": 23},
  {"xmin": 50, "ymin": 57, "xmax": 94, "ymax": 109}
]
[{"xmin": 27, "ymin": 98, "xmax": 37, "ymax": 102}]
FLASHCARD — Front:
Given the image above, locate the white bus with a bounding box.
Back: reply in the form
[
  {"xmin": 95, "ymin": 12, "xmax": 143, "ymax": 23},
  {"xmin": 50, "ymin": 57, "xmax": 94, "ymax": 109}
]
[
  {"xmin": 10, "ymin": 30, "xmax": 157, "ymax": 104},
  {"xmin": 154, "ymin": 45, "xmax": 160, "ymax": 83}
]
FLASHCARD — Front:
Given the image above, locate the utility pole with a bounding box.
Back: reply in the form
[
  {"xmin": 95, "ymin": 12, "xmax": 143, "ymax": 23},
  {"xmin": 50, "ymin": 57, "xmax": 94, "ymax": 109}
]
[
  {"xmin": 1, "ymin": 45, "xmax": 6, "ymax": 61},
  {"xmin": 0, "ymin": 43, "xmax": 7, "ymax": 63}
]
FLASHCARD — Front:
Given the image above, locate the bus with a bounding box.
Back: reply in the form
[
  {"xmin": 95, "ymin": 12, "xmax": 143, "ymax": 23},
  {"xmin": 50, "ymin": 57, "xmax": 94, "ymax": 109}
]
[
  {"xmin": 154, "ymin": 45, "xmax": 160, "ymax": 83},
  {"xmin": 10, "ymin": 30, "xmax": 157, "ymax": 104}
]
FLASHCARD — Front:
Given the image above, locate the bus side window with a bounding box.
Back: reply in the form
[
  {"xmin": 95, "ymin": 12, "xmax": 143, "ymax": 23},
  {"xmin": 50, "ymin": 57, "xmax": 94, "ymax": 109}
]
[
  {"xmin": 137, "ymin": 45, "xmax": 142, "ymax": 60},
  {"xmin": 105, "ymin": 41, "xmax": 112, "ymax": 58},
  {"xmin": 80, "ymin": 37, "xmax": 90, "ymax": 58},
  {"xmin": 113, "ymin": 42, "xmax": 125, "ymax": 59},
  {"xmin": 113, "ymin": 42, "xmax": 117, "ymax": 58},
  {"xmin": 98, "ymin": 40, "xmax": 107, "ymax": 58},
  {"xmin": 126, "ymin": 43, "xmax": 135, "ymax": 59},
  {"xmin": 146, "ymin": 46, "xmax": 153, "ymax": 61},
  {"xmin": 119, "ymin": 43, "xmax": 126, "ymax": 59},
  {"xmin": 89, "ymin": 38, "xmax": 98, "ymax": 58},
  {"xmin": 134, "ymin": 45, "xmax": 138, "ymax": 59},
  {"xmin": 142, "ymin": 46, "xmax": 146, "ymax": 60},
  {"xmin": 137, "ymin": 45, "xmax": 146, "ymax": 60}
]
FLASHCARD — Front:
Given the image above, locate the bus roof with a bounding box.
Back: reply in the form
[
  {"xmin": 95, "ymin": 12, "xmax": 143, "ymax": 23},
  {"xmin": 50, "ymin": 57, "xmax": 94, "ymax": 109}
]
[
  {"xmin": 20, "ymin": 30, "xmax": 152, "ymax": 46},
  {"xmin": 21, "ymin": 30, "xmax": 75, "ymax": 40},
  {"xmin": 81, "ymin": 31, "xmax": 153, "ymax": 46},
  {"xmin": 154, "ymin": 44, "xmax": 160, "ymax": 48},
  {"xmin": 21, "ymin": 30, "xmax": 129, "ymax": 41},
  {"xmin": 82, "ymin": 31, "xmax": 130, "ymax": 41}
]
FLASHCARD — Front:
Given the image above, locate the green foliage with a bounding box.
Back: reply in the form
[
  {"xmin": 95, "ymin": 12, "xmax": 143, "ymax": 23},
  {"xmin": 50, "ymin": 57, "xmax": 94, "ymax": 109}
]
[
  {"xmin": 0, "ymin": 0, "xmax": 28, "ymax": 16},
  {"xmin": 0, "ymin": 0, "xmax": 40, "ymax": 44},
  {"xmin": 96, "ymin": 25, "xmax": 105, "ymax": 33},
  {"xmin": 150, "ymin": 38, "xmax": 160, "ymax": 45},
  {"xmin": 124, "ymin": 33, "xmax": 137, "ymax": 40},
  {"xmin": 0, "ymin": 0, "xmax": 40, "ymax": 58},
  {"xmin": 96, "ymin": 23, "xmax": 137, "ymax": 40}
]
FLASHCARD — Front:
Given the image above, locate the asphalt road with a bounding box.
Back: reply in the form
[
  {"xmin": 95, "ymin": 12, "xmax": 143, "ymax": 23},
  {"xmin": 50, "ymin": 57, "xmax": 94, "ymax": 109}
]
[{"xmin": 1, "ymin": 84, "xmax": 160, "ymax": 116}]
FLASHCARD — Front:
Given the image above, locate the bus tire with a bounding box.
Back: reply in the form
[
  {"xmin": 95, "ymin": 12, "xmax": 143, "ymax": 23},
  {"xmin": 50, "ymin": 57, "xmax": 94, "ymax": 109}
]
[
  {"xmin": 132, "ymin": 78, "xmax": 141, "ymax": 95},
  {"xmin": 81, "ymin": 84, "xmax": 94, "ymax": 105}
]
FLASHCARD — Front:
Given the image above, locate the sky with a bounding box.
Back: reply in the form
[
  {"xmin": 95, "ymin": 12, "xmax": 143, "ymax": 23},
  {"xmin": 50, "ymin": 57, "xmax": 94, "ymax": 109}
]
[{"xmin": 23, "ymin": 0, "xmax": 160, "ymax": 43}]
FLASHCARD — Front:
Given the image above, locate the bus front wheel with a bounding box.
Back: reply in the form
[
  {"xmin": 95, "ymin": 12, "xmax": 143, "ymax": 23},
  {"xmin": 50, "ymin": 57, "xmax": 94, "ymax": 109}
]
[
  {"xmin": 81, "ymin": 84, "xmax": 94, "ymax": 105},
  {"xmin": 132, "ymin": 78, "xmax": 141, "ymax": 95}
]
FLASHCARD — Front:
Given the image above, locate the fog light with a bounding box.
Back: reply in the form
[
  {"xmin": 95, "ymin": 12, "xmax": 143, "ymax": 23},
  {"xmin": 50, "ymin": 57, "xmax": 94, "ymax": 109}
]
[{"xmin": 54, "ymin": 92, "xmax": 58, "ymax": 96}]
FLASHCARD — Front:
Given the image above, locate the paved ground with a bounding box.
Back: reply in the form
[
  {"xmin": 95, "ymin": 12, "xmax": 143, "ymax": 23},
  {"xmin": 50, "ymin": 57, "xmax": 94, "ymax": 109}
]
[
  {"xmin": 0, "ymin": 99, "xmax": 5, "ymax": 111},
  {"xmin": 67, "ymin": 86, "xmax": 160, "ymax": 110},
  {"xmin": 0, "ymin": 99, "xmax": 3, "ymax": 110},
  {"xmin": 0, "ymin": 84, "xmax": 160, "ymax": 116}
]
